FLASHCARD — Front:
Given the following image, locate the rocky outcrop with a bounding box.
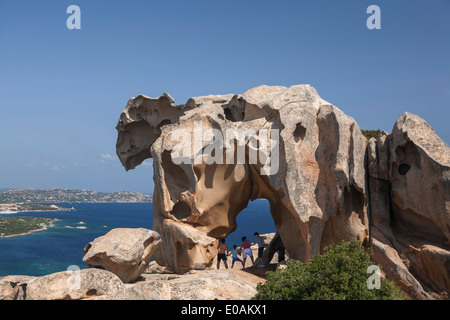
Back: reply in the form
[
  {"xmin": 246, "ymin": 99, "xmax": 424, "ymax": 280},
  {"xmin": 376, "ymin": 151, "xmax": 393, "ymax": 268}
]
[
  {"xmin": 116, "ymin": 85, "xmax": 369, "ymax": 274},
  {"xmin": 116, "ymin": 84, "xmax": 449, "ymax": 299},
  {"xmin": 368, "ymin": 112, "xmax": 450, "ymax": 299},
  {"xmin": 83, "ymin": 228, "xmax": 161, "ymax": 283},
  {"xmin": 25, "ymin": 268, "xmax": 124, "ymax": 300},
  {"xmin": 88, "ymin": 269, "xmax": 259, "ymax": 300},
  {"xmin": 0, "ymin": 264, "xmax": 261, "ymax": 300}
]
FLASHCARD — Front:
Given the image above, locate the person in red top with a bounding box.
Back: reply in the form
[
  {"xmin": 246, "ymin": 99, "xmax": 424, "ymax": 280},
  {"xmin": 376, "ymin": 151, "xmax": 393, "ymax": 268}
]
[{"xmin": 240, "ymin": 236, "xmax": 254, "ymax": 268}]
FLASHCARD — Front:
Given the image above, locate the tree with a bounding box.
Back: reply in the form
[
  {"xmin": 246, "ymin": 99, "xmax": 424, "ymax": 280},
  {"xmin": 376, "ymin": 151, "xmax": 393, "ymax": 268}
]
[{"xmin": 252, "ymin": 240, "xmax": 406, "ymax": 300}]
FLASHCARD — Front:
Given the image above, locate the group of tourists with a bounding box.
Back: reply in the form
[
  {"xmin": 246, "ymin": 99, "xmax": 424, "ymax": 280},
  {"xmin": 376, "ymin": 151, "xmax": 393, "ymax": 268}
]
[{"xmin": 216, "ymin": 232, "xmax": 285, "ymax": 269}]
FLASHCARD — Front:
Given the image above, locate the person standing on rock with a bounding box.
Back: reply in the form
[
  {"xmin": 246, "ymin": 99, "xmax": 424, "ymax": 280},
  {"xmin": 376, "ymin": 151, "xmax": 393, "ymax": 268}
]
[
  {"xmin": 217, "ymin": 239, "xmax": 229, "ymax": 269},
  {"xmin": 253, "ymin": 232, "xmax": 265, "ymax": 267},
  {"xmin": 230, "ymin": 245, "xmax": 244, "ymax": 269},
  {"xmin": 240, "ymin": 236, "xmax": 254, "ymax": 268}
]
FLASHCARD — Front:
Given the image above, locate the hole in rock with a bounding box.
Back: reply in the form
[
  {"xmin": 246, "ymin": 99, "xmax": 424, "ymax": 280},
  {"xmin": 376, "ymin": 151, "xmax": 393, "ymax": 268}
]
[
  {"xmin": 225, "ymin": 199, "xmax": 277, "ymax": 253},
  {"xmin": 86, "ymin": 289, "xmax": 97, "ymax": 296},
  {"xmin": 171, "ymin": 201, "xmax": 191, "ymax": 220},
  {"xmin": 395, "ymin": 142, "xmax": 421, "ymax": 169},
  {"xmin": 224, "ymin": 108, "xmax": 234, "ymax": 121},
  {"xmin": 398, "ymin": 164, "xmax": 410, "ymax": 175},
  {"xmin": 161, "ymin": 150, "xmax": 191, "ymax": 199},
  {"xmin": 121, "ymin": 120, "xmax": 155, "ymax": 169},
  {"xmin": 293, "ymin": 123, "xmax": 306, "ymax": 142}
]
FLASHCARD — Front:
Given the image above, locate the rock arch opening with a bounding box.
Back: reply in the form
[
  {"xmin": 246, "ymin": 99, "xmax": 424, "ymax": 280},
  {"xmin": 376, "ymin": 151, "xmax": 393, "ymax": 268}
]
[{"xmin": 225, "ymin": 199, "xmax": 278, "ymax": 260}]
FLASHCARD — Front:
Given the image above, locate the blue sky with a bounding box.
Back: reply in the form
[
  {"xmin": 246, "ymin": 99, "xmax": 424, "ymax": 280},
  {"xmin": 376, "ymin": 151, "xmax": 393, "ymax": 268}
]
[{"xmin": 0, "ymin": 0, "xmax": 449, "ymax": 193}]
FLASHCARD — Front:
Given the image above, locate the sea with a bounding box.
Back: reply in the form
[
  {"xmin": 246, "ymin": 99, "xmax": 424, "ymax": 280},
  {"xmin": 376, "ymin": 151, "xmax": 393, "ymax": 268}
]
[{"xmin": 0, "ymin": 200, "xmax": 275, "ymax": 277}]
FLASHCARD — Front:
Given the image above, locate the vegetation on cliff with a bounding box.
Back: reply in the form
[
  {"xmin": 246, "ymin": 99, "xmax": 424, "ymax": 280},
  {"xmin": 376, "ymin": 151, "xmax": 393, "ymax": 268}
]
[
  {"xmin": 0, "ymin": 203, "xmax": 70, "ymax": 213},
  {"xmin": 253, "ymin": 241, "xmax": 406, "ymax": 300},
  {"xmin": 361, "ymin": 129, "xmax": 383, "ymax": 140},
  {"xmin": 0, "ymin": 216, "xmax": 57, "ymax": 237},
  {"xmin": 0, "ymin": 188, "xmax": 152, "ymax": 203}
]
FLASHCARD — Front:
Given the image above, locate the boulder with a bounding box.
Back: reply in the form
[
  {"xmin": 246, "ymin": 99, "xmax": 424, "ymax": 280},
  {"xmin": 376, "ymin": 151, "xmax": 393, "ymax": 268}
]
[
  {"xmin": 389, "ymin": 112, "xmax": 450, "ymax": 243},
  {"xmin": 0, "ymin": 275, "xmax": 36, "ymax": 300},
  {"xmin": 25, "ymin": 268, "xmax": 124, "ymax": 300},
  {"xmin": 89, "ymin": 270, "xmax": 259, "ymax": 300},
  {"xmin": 156, "ymin": 219, "xmax": 217, "ymax": 272},
  {"xmin": 368, "ymin": 112, "xmax": 450, "ymax": 298},
  {"xmin": 83, "ymin": 228, "xmax": 161, "ymax": 283}
]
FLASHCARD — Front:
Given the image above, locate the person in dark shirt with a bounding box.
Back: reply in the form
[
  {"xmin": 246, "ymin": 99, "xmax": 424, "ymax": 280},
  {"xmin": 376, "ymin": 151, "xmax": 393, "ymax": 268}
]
[{"xmin": 253, "ymin": 232, "xmax": 265, "ymax": 267}]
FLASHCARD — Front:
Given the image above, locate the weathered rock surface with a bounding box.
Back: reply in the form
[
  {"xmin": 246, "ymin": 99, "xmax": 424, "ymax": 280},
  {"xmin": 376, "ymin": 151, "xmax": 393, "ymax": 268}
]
[
  {"xmin": 25, "ymin": 268, "xmax": 124, "ymax": 300},
  {"xmin": 116, "ymin": 84, "xmax": 369, "ymax": 274},
  {"xmin": 116, "ymin": 84, "xmax": 449, "ymax": 299},
  {"xmin": 88, "ymin": 269, "xmax": 259, "ymax": 300},
  {"xmin": 0, "ymin": 264, "xmax": 262, "ymax": 300},
  {"xmin": 0, "ymin": 275, "xmax": 36, "ymax": 300},
  {"xmin": 83, "ymin": 228, "xmax": 161, "ymax": 283},
  {"xmin": 368, "ymin": 112, "xmax": 450, "ymax": 299}
]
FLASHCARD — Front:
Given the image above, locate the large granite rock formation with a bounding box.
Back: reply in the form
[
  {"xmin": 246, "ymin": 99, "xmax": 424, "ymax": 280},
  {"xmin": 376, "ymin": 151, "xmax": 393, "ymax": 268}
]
[
  {"xmin": 368, "ymin": 112, "xmax": 450, "ymax": 299},
  {"xmin": 83, "ymin": 228, "xmax": 161, "ymax": 283},
  {"xmin": 116, "ymin": 84, "xmax": 449, "ymax": 299}
]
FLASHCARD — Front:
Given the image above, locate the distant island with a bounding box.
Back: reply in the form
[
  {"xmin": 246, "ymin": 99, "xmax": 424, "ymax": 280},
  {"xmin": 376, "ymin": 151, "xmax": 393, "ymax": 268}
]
[
  {"xmin": 0, "ymin": 216, "xmax": 58, "ymax": 238},
  {"xmin": 0, "ymin": 188, "xmax": 152, "ymax": 237},
  {"xmin": 0, "ymin": 188, "xmax": 153, "ymax": 204},
  {"xmin": 0, "ymin": 203, "xmax": 72, "ymax": 214}
]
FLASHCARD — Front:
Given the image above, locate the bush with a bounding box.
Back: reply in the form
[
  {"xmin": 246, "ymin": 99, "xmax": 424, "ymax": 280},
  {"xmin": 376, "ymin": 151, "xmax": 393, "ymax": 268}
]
[
  {"xmin": 252, "ymin": 240, "xmax": 406, "ymax": 300},
  {"xmin": 361, "ymin": 129, "xmax": 383, "ymax": 140}
]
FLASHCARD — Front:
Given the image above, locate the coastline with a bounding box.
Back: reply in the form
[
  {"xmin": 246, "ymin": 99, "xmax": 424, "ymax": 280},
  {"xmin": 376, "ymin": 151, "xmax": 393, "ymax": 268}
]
[
  {"xmin": 0, "ymin": 209, "xmax": 71, "ymax": 214},
  {"xmin": 0, "ymin": 202, "xmax": 275, "ymax": 281},
  {"xmin": 0, "ymin": 203, "xmax": 75, "ymax": 215},
  {"xmin": 0, "ymin": 218, "xmax": 59, "ymax": 238}
]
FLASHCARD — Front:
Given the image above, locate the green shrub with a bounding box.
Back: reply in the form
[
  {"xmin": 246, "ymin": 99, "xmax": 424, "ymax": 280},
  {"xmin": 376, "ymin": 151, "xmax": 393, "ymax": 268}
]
[
  {"xmin": 361, "ymin": 129, "xmax": 383, "ymax": 140},
  {"xmin": 252, "ymin": 240, "xmax": 406, "ymax": 300}
]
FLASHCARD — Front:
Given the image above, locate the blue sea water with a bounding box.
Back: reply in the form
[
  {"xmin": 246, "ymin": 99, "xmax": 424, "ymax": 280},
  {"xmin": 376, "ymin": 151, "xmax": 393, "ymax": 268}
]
[{"xmin": 0, "ymin": 200, "xmax": 275, "ymax": 277}]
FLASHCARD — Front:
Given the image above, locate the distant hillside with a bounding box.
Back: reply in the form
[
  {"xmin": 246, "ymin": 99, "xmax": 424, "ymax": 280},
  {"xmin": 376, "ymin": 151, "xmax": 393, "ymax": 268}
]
[{"xmin": 0, "ymin": 188, "xmax": 152, "ymax": 203}]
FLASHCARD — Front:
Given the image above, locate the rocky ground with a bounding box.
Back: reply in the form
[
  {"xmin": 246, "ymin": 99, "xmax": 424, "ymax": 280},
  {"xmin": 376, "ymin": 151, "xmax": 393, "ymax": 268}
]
[
  {"xmin": 0, "ymin": 232, "xmax": 282, "ymax": 300},
  {"xmin": 0, "ymin": 262, "xmax": 273, "ymax": 300}
]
